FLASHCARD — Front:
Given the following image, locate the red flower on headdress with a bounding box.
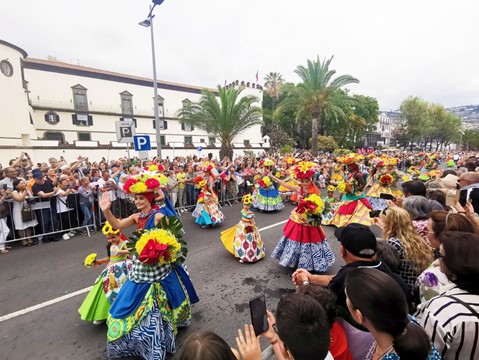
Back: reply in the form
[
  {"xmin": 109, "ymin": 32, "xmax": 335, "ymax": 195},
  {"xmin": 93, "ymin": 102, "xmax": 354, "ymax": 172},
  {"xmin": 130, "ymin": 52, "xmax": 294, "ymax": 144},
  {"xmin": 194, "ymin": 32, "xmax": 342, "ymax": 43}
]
[
  {"xmin": 145, "ymin": 178, "xmax": 160, "ymax": 190},
  {"xmin": 123, "ymin": 178, "xmax": 138, "ymax": 194}
]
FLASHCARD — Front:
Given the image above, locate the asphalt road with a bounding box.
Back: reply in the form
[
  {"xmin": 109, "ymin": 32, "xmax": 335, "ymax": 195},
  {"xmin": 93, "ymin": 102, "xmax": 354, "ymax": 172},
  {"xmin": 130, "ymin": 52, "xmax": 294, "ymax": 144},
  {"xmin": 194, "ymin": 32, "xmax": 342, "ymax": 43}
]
[{"xmin": 0, "ymin": 202, "xmax": 354, "ymax": 360}]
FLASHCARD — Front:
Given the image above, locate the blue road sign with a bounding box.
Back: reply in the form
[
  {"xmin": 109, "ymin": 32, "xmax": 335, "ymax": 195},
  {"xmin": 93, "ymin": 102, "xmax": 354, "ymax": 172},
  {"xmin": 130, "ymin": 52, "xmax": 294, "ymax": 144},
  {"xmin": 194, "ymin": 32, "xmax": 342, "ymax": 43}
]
[
  {"xmin": 197, "ymin": 146, "xmax": 203, "ymax": 152},
  {"xmin": 133, "ymin": 135, "xmax": 151, "ymax": 151}
]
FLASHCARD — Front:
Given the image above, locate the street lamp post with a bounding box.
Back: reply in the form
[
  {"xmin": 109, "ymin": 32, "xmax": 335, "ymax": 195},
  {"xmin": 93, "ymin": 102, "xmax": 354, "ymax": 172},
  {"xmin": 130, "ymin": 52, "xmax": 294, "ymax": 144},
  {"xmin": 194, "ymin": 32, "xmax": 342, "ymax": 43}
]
[{"xmin": 139, "ymin": 2, "xmax": 164, "ymax": 159}]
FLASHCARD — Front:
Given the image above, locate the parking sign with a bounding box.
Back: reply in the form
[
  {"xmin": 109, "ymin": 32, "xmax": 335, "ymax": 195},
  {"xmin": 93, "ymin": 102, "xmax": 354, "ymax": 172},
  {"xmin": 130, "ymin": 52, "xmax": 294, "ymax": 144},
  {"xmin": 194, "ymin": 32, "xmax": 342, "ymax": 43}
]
[
  {"xmin": 134, "ymin": 135, "xmax": 151, "ymax": 151},
  {"xmin": 115, "ymin": 121, "xmax": 136, "ymax": 143}
]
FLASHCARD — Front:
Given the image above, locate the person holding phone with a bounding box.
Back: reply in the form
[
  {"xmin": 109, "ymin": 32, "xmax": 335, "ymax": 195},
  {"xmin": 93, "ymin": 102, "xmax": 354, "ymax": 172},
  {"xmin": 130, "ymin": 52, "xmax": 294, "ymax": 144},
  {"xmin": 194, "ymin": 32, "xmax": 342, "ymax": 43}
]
[{"xmin": 366, "ymin": 160, "xmax": 402, "ymax": 211}]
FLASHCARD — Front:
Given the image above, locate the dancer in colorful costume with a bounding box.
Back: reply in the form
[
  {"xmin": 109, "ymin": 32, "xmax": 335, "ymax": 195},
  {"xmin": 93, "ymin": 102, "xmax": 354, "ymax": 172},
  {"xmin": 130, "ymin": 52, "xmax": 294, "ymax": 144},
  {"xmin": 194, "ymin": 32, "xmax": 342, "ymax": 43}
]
[
  {"xmin": 321, "ymin": 185, "xmax": 339, "ymax": 226},
  {"xmin": 270, "ymin": 162, "xmax": 335, "ymax": 272},
  {"xmin": 253, "ymin": 159, "xmax": 284, "ymax": 212},
  {"xmin": 100, "ymin": 174, "xmax": 198, "ymax": 360},
  {"xmin": 192, "ymin": 176, "xmax": 224, "ymax": 228},
  {"xmin": 220, "ymin": 194, "xmax": 265, "ymax": 263},
  {"xmin": 366, "ymin": 158, "xmax": 402, "ymax": 211},
  {"xmin": 78, "ymin": 222, "xmax": 132, "ymax": 324},
  {"xmin": 331, "ymin": 154, "xmax": 374, "ymax": 227},
  {"xmin": 144, "ymin": 164, "xmax": 177, "ymax": 217}
]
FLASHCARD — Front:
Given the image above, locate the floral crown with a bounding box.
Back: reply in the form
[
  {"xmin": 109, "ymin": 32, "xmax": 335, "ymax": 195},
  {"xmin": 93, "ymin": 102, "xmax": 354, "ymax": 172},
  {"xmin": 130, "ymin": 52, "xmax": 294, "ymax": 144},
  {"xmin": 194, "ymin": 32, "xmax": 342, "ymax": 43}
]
[
  {"xmin": 143, "ymin": 163, "xmax": 165, "ymax": 172},
  {"xmin": 378, "ymin": 174, "xmax": 394, "ymax": 185},
  {"xmin": 242, "ymin": 194, "xmax": 254, "ymax": 205},
  {"xmin": 285, "ymin": 157, "xmax": 297, "ymax": 166},
  {"xmin": 194, "ymin": 176, "xmax": 207, "ymax": 188},
  {"xmin": 102, "ymin": 221, "xmax": 120, "ymax": 235},
  {"xmin": 342, "ymin": 154, "xmax": 357, "ymax": 165},
  {"xmin": 263, "ymin": 159, "xmax": 275, "ymax": 167},
  {"xmin": 327, "ymin": 185, "xmax": 336, "ymax": 192},
  {"xmin": 292, "ymin": 161, "xmax": 316, "ymax": 179},
  {"xmin": 124, "ymin": 174, "xmax": 161, "ymax": 194},
  {"xmin": 201, "ymin": 161, "xmax": 214, "ymax": 173}
]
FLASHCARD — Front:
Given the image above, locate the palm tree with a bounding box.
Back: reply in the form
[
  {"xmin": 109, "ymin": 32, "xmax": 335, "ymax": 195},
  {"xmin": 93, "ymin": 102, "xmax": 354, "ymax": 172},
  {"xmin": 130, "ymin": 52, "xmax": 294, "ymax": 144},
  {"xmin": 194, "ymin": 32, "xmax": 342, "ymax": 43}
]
[
  {"xmin": 294, "ymin": 56, "xmax": 359, "ymax": 155},
  {"xmin": 178, "ymin": 86, "xmax": 262, "ymax": 160},
  {"xmin": 264, "ymin": 72, "xmax": 284, "ymax": 108}
]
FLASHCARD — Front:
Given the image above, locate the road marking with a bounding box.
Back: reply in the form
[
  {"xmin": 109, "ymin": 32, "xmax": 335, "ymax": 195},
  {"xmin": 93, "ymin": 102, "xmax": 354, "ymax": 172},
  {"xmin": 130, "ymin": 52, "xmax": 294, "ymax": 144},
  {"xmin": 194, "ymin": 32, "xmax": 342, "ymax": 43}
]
[
  {"xmin": 0, "ymin": 219, "xmax": 288, "ymax": 322},
  {"xmin": 0, "ymin": 286, "xmax": 92, "ymax": 322}
]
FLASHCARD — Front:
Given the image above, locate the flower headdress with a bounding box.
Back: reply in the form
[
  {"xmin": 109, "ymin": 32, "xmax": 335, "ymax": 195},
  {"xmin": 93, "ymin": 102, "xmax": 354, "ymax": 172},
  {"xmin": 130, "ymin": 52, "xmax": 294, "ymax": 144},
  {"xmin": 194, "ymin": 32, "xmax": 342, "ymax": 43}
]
[
  {"xmin": 144, "ymin": 164, "xmax": 159, "ymax": 172},
  {"xmin": 342, "ymin": 154, "xmax": 358, "ymax": 165},
  {"xmin": 327, "ymin": 185, "xmax": 336, "ymax": 192},
  {"xmin": 292, "ymin": 161, "xmax": 316, "ymax": 179},
  {"xmin": 102, "ymin": 221, "xmax": 120, "ymax": 235},
  {"xmin": 427, "ymin": 170, "xmax": 442, "ymax": 179},
  {"xmin": 378, "ymin": 174, "xmax": 394, "ymax": 185},
  {"xmin": 242, "ymin": 194, "xmax": 254, "ymax": 205},
  {"xmin": 123, "ymin": 174, "xmax": 161, "ymax": 194},
  {"xmin": 194, "ymin": 176, "xmax": 207, "ymax": 188},
  {"xmin": 263, "ymin": 158, "xmax": 275, "ymax": 167},
  {"xmin": 201, "ymin": 161, "xmax": 214, "ymax": 174},
  {"xmin": 285, "ymin": 157, "xmax": 297, "ymax": 166}
]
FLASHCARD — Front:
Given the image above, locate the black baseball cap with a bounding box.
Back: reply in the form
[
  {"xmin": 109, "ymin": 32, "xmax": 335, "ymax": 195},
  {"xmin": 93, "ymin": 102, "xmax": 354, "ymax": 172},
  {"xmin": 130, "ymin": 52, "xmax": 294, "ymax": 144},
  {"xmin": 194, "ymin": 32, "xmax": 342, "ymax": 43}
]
[{"xmin": 334, "ymin": 223, "xmax": 377, "ymax": 258}]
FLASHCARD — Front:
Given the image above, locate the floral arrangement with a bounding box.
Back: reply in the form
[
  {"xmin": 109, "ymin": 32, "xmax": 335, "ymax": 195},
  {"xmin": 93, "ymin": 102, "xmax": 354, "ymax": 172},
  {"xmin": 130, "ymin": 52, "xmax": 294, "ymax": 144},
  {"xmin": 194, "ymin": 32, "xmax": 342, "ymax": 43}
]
[
  {"xmin": 128, "ymin": 216, "xmax": 187, "ymax": 266},
  {"xmin": 378, "ymin": 174, "xmax": 394, "ymax": 185},
  {"xmin": 144, "ymin": 164, "xmax": 159, "ymax": 172},
  {"xmin": 84, "ymin": 253, "xmax": 97, "ymax": 268},
  {"xmin": 407, "ymin": 166, "xmax": 421, "ymax": 176},
  {"xmin": 257, "ymin": 176, "xmax": 272, "ymax": 189},
  {"xmin": 285, "ymin": 157, "xmax": 296, "ymax": 166},
  {"xmin": 263, "ymin": 159, "xmax": 275, "ymax": 167},
  {"xmin": 425, "ymin": 160, "xmax": 438, "ymax": 170},
  {"xmin": 342, "ymin": 153, "xmax": 357, "ymax": 165},
  {"xmin": 135, "ymin": 229, "xmax": 181, "ymax": 265},
  {"xmin": 337, "ymin": 181, "xmax": 356, "ymax": 194},
  {"xmin": 124, "ymin": 174, "xmax": 161, "ymax": 194},
  {"xmin": 292, "ymin": 161, "xmax": 316, "ymax": 179},
  {"xmin": 327, "ymin": 185, "xmax": 336, "ymax": 192},
  {"xmin": 296, "ymin": 194, "xmax": 326, "ymax": 226},
  {"xmin": 427, "ymin": 170, "xmax": 442, "ymax": 179},
  {"xmin": 242, "ymin": 194, "xmax": 254, "ymax": 205},
  {"xmin": 402, "ymin": 175, "xmax": 411, "ymax": 182},
  {"xmin": 102, "ymin": 221, "xmax": 120, "ymax": 235},
  {"xmin": 194, "ymin": 176, "xmax": 207, "ymax": 189}
]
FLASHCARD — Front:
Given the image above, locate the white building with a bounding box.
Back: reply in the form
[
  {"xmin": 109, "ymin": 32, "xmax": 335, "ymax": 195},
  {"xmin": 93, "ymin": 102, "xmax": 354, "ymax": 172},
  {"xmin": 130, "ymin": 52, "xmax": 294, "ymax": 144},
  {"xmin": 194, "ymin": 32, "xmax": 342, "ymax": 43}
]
[
  {"xmin": 0, "ymin": 39, "xmax": 268, "ymax": 165},
  {"xmin": 366, "ymin": 112, "xmax": 392, "ymax": 147}
]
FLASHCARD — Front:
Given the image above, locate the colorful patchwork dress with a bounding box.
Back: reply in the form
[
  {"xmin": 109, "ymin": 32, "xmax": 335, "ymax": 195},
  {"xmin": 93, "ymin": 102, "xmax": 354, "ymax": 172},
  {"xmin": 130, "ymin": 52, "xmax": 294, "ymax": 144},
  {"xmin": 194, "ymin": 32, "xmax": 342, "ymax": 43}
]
[
  {"xmin": 366, "ymin": 173, "xmax": 402, "ymax": 211},
  {"xmin": 106, "ymin": 210, "xmax": 199, "ymax": 360},
  {"xmin": 78, "ymin": 241, "xmax": 132, "ymax": 322},
  {"xmin": 192, "ymin": 189, "xmax": 224, "ymax": 227},
  {"xmin": 331, "ymin": 172, "xmax": 374, "ymax": 227},
  {"xmin": 271, "ymin": 189, "xmax": 335, "ymax": 272},
  {"xmin": 220, "ymin": 208, "xmax": 265, "ymax": 262},
  {"xmin": 253, "ymin": 182, "xmax": 284, "ymax": 211}
]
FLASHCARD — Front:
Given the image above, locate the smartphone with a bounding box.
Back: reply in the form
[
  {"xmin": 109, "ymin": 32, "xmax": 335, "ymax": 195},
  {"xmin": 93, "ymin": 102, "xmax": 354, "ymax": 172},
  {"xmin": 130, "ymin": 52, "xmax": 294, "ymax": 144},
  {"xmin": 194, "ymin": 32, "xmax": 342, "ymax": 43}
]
[
  {"xmin": 249, "ymin": 295, "xmax": 268, "ymax": 336},
  {"xmin": 369, "ymin": 210, "xmax": 381, "ymax": 218},
  {"xmin": 379, "ymin": 193, "xmax": 394, "ymax": 200},
  {"xmin": 459, "ymin": 189, "xmax": 469, "ymax": 207}
]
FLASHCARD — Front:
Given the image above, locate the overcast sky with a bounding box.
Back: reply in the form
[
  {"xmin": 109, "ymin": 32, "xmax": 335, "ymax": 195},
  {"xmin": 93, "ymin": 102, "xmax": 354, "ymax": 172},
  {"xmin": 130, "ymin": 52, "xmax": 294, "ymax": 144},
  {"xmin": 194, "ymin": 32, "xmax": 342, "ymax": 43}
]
[{"xmin": 2, "ymin": 0, "xmax": 477, "ymax": 110}]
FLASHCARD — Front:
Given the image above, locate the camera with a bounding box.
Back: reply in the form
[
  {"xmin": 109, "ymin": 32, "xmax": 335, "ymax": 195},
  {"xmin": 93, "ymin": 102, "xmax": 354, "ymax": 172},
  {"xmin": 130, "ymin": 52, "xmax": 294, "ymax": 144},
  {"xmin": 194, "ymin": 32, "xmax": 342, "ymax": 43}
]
[{"xmin": 369, "ymin": 210, "xmax": 381, "ymax": 218}]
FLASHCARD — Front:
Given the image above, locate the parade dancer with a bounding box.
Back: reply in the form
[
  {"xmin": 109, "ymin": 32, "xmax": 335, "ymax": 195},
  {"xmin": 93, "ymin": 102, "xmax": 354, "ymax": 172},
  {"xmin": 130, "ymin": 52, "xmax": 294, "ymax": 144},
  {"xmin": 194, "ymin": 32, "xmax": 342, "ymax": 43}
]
[
  {"xmin": 331, "ymin": 154, "xmax": 374, "ymax": 227},
  {"xmin": 220, "ymin": 194, "xmax": 265, "ymax": 263},
  {"xmin": 78, "ymin": 222, "xmax": 132, "ymax": 324},
  {"xmin": 192, "ymin": 176, "xmax": 224, "ymax": 228},
  {"xmin": 253, "ymin": 159, "xmax": 284, "ymax": 212},
  {"xmin": 100, "ymin": 174, "xmax": 198, "ymax": 360},
  {"xmin": 270, "ymin": 162, "xmax": 335, "ymax": 272}
]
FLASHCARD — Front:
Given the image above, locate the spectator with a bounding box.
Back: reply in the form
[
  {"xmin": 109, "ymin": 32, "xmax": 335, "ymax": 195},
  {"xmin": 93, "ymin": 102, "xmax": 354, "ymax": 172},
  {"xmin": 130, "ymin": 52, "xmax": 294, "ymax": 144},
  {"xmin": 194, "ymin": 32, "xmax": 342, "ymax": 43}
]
[
  {"xmin": 116, "ymin": 174, "xmax": 130, "ymax": 219},
  {"xmin": 0, "ymin": 167, "xmax": 19, "ymax": 190},
  {"xmin": 167, "ymin": 170, "xmax": 179, "ymax": 208},
  {"xmin": 31, "ymin": 168, "xmax": 60, "ymax": 243},
  {"xmin": 45, "ymin": 168, "xmax": 59, "ymax": 187},
  {"xmin": 416, "ymin": 211, "xmax": 478, "ymax": 304},
  {"xmin": 55, "ymin": 178, "xmax": 78, "ymax": 240},
  {"xmin": 176, "ymin": 166, "xmax": 187, "ymax": 212},
  {"xmin": 417, "ymin": 232, "xmax": 479, "ymax": 359},
  {"xmin": 97, "ymin": 171, "xmax": 118, "ymax": 215},
  {"xmin": 458, "ymin": 172, "xmax": 479, "ymax": 214},
  {"xmin": 0, "ymin": 189, "xmax": 11, "ymax": 254},
  {"xmin": 184, "ymin": 165, "xmax": 196, "ymax": 211},
  {"xmin": 78, "ymin": 176, "xmax": 94, "ymax": 233},
  {"xmin": 11, "ymin": 178, "xmax": 38, "ymax": 246},
  {"xmin": 376, "ymin": 207, "xmax": 434, "ymax": 291},
  {"xmin": 402, "ymin": 196, "xmax": 432, "ymax": 240},
  {"xmin": 178, "ymin": 331, "xmax": 239, "ymax": 360},
  {"xmin": 345, "ymin": 268, "xmax": 439, "ymax": 360}
]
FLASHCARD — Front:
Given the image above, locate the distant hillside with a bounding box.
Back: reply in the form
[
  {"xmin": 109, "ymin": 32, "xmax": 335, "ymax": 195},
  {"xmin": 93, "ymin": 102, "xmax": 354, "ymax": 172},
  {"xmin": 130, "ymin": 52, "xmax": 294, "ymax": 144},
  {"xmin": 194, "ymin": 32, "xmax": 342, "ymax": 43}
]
[{"xmin": 382, "ymin": 104, "xmax": 479, "ymax": 129}]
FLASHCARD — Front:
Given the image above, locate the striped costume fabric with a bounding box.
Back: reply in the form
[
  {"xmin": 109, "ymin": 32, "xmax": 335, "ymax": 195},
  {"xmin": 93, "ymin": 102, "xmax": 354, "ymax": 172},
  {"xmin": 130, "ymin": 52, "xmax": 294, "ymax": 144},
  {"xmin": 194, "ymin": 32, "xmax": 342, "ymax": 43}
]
[{"xmin": 417, "ymin": 286, "xmax": 479, "ymax": 360}]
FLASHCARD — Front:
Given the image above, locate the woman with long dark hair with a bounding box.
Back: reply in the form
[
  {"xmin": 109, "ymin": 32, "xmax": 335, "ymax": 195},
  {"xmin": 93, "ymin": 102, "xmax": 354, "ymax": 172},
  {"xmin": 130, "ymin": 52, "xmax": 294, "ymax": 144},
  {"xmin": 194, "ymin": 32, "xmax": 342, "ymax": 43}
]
[{"xmin": 345, "ymin": 268, "xmax": 439, "ymax": 360}]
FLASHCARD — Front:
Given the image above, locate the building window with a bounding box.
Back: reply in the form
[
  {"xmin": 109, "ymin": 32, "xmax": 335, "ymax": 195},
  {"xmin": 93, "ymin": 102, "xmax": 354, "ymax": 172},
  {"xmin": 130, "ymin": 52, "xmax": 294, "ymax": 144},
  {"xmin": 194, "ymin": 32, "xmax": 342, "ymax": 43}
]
[
  {"xmin": 44, "ymin": 111, "xmax": 60, "ymax": 125},
  {"xmin": 153, "ymin": 120, "xmax": 168, "ymax": 129},
  {"xmin": 200, "ymin": 138, "xmax": 205, "ymax": 143},
  {"xmin": 78, "ymin": 132, "xmax": 91, "ymax": 141},
  {"xmin": 244, "ymin": 139, "xmax": 250, "ymax": 147},
  {"xmin": 72, "ymin": 114, "xmax": 93, "ymax": 126},
  {"xmin": 120, "ymin": 117, "xmax": 137, "ymax": 128},
  {"xmin": 209, "ymin": 137, "xmax": 216, "ymax": 146},
  {"xmin": 0, "ymin": 60, "xmax": 13, "ymax": 77},
  {"xmin": 160, "ymin": 135, "xmax": 166, "ymax": 146},
  {"xmin": 181, "ymin": 122, "xmax": 194, "ymax": 131},
  {"xmin": 72, "ymin": 84, "xmax": 89, "ymax": 112},
  {"xmin": 184, "ymin": 136, "xmax": 193, "ymax": 145},
  {"xmin": 120, "ymin": 91, "xmax": 133, "ymax": 115},
  {"xmin": 44, "ymin": 131, "xmax": 65, "ymax": 144},
  {"xmin": 182, "ymin": 98, "xmax": 192, "ymax": 113}
]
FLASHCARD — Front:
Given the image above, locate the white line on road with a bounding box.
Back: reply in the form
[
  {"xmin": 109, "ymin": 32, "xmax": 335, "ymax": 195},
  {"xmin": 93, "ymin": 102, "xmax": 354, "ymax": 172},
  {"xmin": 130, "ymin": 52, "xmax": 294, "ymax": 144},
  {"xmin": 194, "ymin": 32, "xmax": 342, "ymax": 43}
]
[{"xmin": 0, "ymin": 219, "xmax": 288, "ymax": 323}]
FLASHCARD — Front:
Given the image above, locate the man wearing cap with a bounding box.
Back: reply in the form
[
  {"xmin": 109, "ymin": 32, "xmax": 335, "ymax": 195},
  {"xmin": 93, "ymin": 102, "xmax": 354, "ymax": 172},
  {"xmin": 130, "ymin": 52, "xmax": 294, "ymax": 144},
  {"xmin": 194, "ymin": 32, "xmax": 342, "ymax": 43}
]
[{"xmin": 32, "ymin": 168, "xmax": 60, "ymax": 242}]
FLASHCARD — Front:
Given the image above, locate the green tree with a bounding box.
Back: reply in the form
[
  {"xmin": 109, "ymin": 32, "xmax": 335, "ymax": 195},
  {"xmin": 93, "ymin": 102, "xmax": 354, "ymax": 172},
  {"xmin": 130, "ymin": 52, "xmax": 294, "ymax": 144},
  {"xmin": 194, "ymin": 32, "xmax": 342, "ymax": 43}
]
[
  {"xmin": 462, "ymin": 129, "xmax": 479, "ymax": 149},
  {"xmin": 428, "ymin": 104, "xmax": 462, "ymax": 150},
  {"xmin": 399, "ymin": 96, "xmax": 431, "ymax": 150},
  {"xmin": 264, "ymin": 72, "xmax": 284, "ymax": 107},
  {"xmin": 293, "ymin": 56, "xmax": 359, "ymax": 155},
  {"xmin": 178, "ymin": 86, "xmax": 262, "ymax": 159}
]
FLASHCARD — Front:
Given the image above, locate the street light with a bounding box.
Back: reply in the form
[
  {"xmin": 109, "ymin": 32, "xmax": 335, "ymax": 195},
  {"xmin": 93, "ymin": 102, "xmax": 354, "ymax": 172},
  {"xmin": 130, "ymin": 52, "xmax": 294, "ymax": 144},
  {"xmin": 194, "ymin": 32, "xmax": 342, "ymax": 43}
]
[{"xmin": 139, "ymin": 1, "xmax": 165, "ymax": 159}]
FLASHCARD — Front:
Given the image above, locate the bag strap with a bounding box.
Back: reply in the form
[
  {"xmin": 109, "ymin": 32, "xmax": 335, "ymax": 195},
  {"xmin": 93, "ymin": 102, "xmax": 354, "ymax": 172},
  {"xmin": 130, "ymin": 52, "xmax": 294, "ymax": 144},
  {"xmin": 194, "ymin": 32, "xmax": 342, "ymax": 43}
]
[{"xmin": 442, "ymin": 295, "xmax": 479, "ymax": 317}]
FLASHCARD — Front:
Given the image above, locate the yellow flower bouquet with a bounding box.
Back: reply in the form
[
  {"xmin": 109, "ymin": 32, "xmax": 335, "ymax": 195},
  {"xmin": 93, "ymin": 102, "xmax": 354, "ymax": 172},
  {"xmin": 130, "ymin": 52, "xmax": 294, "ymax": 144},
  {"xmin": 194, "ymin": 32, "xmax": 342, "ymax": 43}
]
[{"xmin": 84, "ymin": 253, "xmax": 97, "ymax": 268}]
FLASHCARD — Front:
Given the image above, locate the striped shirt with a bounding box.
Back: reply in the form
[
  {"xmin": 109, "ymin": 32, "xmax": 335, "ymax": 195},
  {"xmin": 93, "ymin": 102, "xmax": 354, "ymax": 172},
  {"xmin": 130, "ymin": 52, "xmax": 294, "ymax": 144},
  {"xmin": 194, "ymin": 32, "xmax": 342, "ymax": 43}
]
[{"xmin": 416, "ymin": 286, "xmax": 479, "ymax": 360}]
